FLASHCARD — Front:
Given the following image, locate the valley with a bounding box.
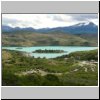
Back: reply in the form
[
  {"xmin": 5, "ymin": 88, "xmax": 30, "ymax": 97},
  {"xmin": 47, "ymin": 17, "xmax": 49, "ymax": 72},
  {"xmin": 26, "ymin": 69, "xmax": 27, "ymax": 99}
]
[{"xmin": 2, "ymin": 21, "xmax": 98, "ymax": 86}]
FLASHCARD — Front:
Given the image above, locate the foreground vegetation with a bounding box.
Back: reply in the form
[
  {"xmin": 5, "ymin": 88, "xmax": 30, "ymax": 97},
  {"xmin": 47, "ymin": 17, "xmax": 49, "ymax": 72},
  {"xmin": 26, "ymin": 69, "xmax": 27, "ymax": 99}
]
[{"xmin": 2, "ymin": 49, "xmax": 98, "ymax": 86}]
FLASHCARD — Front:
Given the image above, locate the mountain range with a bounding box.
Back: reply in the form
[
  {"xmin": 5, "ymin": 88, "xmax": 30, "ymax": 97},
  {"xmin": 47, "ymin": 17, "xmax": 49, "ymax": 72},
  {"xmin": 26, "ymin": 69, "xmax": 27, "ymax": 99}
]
[
  {"xmin": 2, "ymin": 22, "xmax": 98, "ymax": 34},
  {"xmin": 2, "ymin": 22, "xmax": 98, "ymax": 47}
]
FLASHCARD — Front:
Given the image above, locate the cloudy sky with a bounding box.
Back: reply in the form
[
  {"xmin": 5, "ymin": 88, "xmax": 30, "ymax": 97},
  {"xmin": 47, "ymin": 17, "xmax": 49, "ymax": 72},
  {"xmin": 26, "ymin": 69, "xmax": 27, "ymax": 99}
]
[{"xmin": 2, "ymin": 14, "xmax": 98, "ymax": 29}]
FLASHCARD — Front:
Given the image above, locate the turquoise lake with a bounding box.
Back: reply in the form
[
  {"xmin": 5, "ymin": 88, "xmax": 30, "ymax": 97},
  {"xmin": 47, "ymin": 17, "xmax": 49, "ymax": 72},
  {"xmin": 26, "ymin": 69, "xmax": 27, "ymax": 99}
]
[{"xmin": 2, "ymin": 46, "xmax": 98, "ymax": 58}]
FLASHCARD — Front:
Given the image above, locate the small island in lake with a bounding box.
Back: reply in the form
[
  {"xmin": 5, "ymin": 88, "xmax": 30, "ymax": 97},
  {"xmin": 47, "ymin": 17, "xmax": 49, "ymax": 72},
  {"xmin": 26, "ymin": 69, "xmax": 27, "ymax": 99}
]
[
  {"xmin": 16, "ymin": 47, "xmax": 23, "ymax": 49},
  {"xmin": 33, "ymin": 49, "xmax": 65, "ymax": 53}
]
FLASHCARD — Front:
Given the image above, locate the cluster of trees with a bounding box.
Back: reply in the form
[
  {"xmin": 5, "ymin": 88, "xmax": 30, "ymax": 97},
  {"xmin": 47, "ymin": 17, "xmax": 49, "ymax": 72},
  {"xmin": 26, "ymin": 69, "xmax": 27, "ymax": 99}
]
[
  {"xmin": 2, "ymin": 69, "xmax": 98, "ymax": 86},
  {"xmin": 2, "ymin": 70, "xmax": 62, "ymax": 86},
  {"xmin": 68, "ymin": 49, "xmax": 98, "ymax": 61},
  {"xmin": 33, "ymin": 49, "xmax": 65, "ymax": 53}
]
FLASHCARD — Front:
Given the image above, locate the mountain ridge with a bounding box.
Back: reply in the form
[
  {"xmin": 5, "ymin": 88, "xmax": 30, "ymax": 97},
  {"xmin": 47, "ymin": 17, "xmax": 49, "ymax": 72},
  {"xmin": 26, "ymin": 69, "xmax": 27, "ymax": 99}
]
[{"xmin": 2, "ymin": 22, "xmax": 98, "ymax": 34}]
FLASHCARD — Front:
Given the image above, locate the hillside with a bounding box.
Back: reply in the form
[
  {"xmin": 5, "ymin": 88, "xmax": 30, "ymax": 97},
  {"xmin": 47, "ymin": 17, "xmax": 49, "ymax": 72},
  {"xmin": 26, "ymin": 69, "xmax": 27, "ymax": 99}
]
[
  {"xmin": 2, "ymin": 31, "xmax": 98, "ymax": 46},
  {"xmin": 2, "ymin": 49, "xmax": 98, "ymax": 86}
]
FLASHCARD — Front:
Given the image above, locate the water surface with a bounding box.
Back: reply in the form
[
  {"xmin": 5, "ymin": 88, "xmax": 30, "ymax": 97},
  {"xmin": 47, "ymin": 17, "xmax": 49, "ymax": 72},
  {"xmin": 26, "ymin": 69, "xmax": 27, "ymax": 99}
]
[{"xmin": 2, "ymin": 46, "xmax": 98, "ymax": 58}]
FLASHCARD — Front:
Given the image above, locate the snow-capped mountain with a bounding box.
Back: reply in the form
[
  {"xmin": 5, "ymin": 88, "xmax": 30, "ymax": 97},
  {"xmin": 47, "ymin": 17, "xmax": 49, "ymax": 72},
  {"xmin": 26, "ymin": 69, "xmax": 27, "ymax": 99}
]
[
  {"xmin": 73, "ymin": 22, "xmax": 96, "ymax": 27},
  {"xmin": 38, "ymin": 22, "xmax": 98, "ymax": 34},
  {"xmin": 2, "ymin": 22, "xmax": 98, "ymax": 34}
]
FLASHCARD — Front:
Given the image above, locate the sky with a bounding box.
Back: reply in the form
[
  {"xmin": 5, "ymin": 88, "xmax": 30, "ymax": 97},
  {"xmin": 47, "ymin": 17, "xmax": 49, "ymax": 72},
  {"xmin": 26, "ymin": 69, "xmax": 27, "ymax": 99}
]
[{"xmin": 2, "ymin": 14, "xmax": 98, "ymax": 29}]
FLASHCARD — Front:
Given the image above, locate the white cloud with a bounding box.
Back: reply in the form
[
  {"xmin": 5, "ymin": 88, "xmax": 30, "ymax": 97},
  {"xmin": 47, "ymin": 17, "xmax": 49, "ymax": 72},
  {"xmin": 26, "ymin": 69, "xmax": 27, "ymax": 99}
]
[{"xmin": 2, "ymin": 14, "xmax": 98, "ymax": 29}]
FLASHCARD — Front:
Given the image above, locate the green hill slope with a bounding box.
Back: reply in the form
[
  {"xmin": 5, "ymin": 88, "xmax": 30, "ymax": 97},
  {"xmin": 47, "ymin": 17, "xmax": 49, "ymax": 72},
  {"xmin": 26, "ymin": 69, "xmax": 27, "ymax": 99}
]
[
  {"xmin": 2, "ymin": 49, "xmax": 98, "ymax": 86},
  {"xmin": 2, "ymin": 31, "xmax": 98, "ymax": 46}
]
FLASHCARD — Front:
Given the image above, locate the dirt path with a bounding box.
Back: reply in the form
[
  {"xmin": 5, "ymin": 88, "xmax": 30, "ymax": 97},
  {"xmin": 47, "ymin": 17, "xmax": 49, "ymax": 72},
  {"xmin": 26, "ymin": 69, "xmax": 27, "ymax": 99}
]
[{"xmin": 15, "ymin": 69, "xmax": 62, "ymax": 76}]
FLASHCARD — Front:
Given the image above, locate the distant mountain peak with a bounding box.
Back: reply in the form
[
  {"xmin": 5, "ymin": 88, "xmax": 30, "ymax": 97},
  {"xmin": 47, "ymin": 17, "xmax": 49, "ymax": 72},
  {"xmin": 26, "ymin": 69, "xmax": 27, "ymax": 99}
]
[
  {"xmin": 88, "ymin": 22, "xmax": 97, "ymax": 26},
  {"xmin": 75, "ymin": 22, "xmax": 96, "ymax": 27}
]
